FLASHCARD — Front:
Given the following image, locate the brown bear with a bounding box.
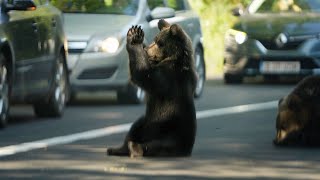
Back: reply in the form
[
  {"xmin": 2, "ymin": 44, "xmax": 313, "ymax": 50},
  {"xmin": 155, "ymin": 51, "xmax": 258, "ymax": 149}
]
[
  {"xmin": 274, "ymin": 75, "xmax": 320, "ymax": 146},
  {"xmin": 106, "ymin": 19, "xmax": 197, "ymax": 157}
]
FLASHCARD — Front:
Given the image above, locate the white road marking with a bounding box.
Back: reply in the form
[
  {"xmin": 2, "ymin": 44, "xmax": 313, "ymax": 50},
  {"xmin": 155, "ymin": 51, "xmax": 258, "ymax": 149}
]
[
  {"xmin": 196, "ymin": 100, "xmax": 277, "ymax": 119},
  {"xmin": 0, "ymin": 100, "xmax": 278, "ymax": 157}
]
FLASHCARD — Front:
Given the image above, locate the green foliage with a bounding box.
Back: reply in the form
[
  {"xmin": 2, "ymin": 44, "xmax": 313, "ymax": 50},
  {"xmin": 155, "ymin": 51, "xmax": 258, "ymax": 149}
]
[
  {"xmin": 51, "ymin": 0, "xmax": 141, "ymax": 15},
  {"xmin": 189, "ymin": 0, "xmax": 251, "ymax": 77},
  {"xmin": 50, "ymin": 0, "xmax": 106, "ymax": 11}
]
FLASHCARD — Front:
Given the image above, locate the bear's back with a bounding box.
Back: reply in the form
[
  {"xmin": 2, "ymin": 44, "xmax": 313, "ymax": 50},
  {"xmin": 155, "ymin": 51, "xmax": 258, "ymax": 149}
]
[{"xmin": 293, "ymin": 76, "xmax": 320, "ymax": 101}]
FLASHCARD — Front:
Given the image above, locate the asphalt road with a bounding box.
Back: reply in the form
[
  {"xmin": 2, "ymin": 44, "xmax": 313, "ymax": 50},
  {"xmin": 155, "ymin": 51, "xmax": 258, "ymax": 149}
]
[{"xmin": 0, "ymin": 78, "xmax": 320, "ymax": 180}]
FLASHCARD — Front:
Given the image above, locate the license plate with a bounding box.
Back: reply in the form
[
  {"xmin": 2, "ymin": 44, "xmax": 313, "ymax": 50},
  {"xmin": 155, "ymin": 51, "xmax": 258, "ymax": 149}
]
[{"xmin": 260, "ymin": 61, "xmax": 300, "ymax": 74}]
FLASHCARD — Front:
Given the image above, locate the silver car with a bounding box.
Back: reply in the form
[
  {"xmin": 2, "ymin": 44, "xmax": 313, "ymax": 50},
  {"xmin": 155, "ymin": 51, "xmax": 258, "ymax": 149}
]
[{"xmin": 51, "ymin": 0, "xmax": 205, "ymax": 104}]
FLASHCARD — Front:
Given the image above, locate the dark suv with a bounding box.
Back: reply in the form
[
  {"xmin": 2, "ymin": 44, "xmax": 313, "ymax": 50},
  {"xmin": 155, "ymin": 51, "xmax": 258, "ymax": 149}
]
[
  {"xmin": 0, "ymin": 0, "xmax": 70, "ymax": 128},
  {"xmin": 224, "ymin": 0, "xmax": 320, "ymax": 83}
]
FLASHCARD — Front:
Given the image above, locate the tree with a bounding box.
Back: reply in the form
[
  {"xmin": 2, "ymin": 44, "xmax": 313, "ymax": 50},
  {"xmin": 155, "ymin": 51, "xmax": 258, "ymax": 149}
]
[{"xmin": 188, "ymin": 0, "xmax": 252, "ymax": 77}]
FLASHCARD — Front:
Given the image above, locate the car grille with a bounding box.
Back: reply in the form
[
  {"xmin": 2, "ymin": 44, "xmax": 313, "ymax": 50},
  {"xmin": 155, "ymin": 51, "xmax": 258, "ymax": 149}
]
[
  {"xmin": 77, "ymin": 66, "xmax": 117, "ymax": 79},
  {"xmin": 258, "ymin": 39, "xmax": 304, "ymax": 50}
]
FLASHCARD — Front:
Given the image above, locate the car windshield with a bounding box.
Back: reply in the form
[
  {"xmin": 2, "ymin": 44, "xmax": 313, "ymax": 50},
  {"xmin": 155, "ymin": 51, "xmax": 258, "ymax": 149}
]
[
  {"xmin": 50, "ymin": 0, "xmax": 139, "ymax": 15},
  {"xmin": 248, "ymin": 0, "xmax": 320, "ymax": 13}
]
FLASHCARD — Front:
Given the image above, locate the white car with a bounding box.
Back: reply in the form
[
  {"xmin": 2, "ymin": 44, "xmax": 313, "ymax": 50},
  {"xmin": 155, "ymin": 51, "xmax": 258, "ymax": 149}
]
[{"xmin": 51, "ymin": 0, "xmax": 205, "ymax": 104}]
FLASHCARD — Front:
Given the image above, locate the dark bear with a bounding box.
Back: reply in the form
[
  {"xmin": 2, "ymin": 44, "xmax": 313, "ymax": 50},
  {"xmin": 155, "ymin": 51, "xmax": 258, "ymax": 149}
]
[
  {"xmin": 106, "ymin": 19, "xmax": 197, "ymax": 157},
  {"xmin": 273, "ymin": 75, "xmax": 320, "ymax": 146}
]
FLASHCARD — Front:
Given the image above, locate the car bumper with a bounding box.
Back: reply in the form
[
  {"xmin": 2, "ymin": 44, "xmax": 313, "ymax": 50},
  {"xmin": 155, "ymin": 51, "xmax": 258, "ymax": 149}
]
[
  {"xmin": 68, "ymin": 45, "xmax": 130, "ymax": 92},
  {"xmin": 224, "ymin": 37, "xmax": 320, "ymax": 77}
]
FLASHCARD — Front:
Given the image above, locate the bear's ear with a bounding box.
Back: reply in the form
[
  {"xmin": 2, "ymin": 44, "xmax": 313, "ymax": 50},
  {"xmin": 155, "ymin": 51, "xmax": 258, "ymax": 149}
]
[
  {"xmin": 158, "ymin": 19, "xmax": 170, "ymax": 31},
  {"xmin": 169, "ymin": 24, "xmax": 183, "ymax": 36}
]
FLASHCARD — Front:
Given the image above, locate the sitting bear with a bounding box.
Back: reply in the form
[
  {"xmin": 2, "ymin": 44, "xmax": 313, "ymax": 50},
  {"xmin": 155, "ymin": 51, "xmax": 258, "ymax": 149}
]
[
  {"xmin": 273, "ymin": 75, "xmax": 320, "ymax": 146},
  {"xmin": 106, "ymin": 19, "xmax": 197, "ymax": 157}
]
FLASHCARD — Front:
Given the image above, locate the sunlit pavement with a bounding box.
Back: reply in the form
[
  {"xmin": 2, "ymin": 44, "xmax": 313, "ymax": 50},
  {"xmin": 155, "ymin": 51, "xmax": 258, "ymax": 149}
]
[{"xmin": 0, "ymin": 79, "xmax": 319, "ymax": 180}]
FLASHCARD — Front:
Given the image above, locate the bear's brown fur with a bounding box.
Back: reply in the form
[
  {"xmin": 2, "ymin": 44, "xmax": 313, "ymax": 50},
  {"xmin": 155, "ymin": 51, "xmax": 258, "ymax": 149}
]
[
  {"xmin": 106, "ymin": 19, "xmax": 197, "ymax": 157},
  {"xmin": 274, "ymin": 75, "xmax": 320, "ymax": 146}
]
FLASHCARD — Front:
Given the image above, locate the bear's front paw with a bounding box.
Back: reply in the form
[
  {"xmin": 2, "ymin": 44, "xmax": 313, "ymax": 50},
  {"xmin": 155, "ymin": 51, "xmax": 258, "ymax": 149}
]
[{"xmin": 127, "ymin": 25, "xmax": 144, "ymax": 45}]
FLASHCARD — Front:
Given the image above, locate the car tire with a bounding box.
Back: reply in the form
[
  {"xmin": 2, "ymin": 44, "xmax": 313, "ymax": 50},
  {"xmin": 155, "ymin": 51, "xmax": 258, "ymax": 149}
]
[
  {"xmin": 224, "ymin": 73, "xmax": 243, "ymax": 84},
  {"xmin": 33, "ymin": 52, "xmax": 70, "ymax": 117},
  {"xmin": 0, "ymin": 54, "xmax": 10, "ymax": 128},
  {"xmin": 117, "ymin": 83, "xmax": 145, "ymax": 104},
  {"xmin": 194, "ymin": 46, "xmax": 206, "ymax": 98}
]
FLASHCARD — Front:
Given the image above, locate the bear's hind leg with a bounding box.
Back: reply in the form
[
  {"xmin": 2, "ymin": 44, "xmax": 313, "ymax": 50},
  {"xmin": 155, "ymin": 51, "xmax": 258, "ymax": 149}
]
[
  {"xmin": 106, "ymin": 135, "xmax": 130, "ymax": 156},
  {"xmin": 106, "ymin": 116, "xmax": 146, "ymax": 157},
  {"xmin": 106, "ymin": 143, "xmax": 130, "ymax": 156}
]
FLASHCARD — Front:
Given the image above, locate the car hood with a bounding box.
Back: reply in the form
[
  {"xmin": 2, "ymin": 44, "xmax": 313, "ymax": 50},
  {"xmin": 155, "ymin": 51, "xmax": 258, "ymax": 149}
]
[
  {"xmin": 63, "ymin": 13, "xmax": 134, "ymax": 41},
  {"xmin": 235, "ymin": 13, "xmax": 320, "ymax": 39}
]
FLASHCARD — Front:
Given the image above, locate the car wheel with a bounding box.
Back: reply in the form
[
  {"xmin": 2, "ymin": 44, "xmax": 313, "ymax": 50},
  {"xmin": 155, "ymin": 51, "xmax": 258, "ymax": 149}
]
[
  {"xmin": 33, "ymin": 53, "xmax": 70, "ymax": 117},
  {"xmin": 0, "ymin": 54, "xmax": 10, "ymax": 128},
  {"xmin": 194, "ymin": 46, "xmax": 206, "ymax": 98},
  {"xmin": 224, "ymin": 73, "xmax": 243, "ymax": 84},
  {"xmin": 117, "ymin": 84, "xmax": 145, "ymax": 104}
]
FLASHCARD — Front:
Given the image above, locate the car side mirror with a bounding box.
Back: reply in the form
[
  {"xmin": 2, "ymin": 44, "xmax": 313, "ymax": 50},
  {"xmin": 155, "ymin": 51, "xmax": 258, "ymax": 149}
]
[
  {"xmin": 147, "ymin": 7, "xmax": 175, "ymax": 21},
  {"xmin": 231, "ymin": 7, "xmax": 244, "ymax": 16},
  {"xmin": 4, "ymin": 0, "xmax": 37, "ymax": 12}
]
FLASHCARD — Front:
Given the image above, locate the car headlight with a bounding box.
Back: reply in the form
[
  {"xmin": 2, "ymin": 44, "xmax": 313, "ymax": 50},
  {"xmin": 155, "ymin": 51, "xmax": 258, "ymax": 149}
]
[
  {"xmin": 95, "ymin": 37, "xmax": 120, "ymax": 53},
  {"xmin": 227, "ymin": 29, "xmax": 248, "ymax": 44}
]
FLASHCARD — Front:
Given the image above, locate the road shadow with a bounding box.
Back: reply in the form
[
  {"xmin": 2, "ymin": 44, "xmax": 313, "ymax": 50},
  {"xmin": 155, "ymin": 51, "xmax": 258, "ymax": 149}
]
[
  {"xmin": 8, "ymin": 105, "xmax": 60, "ymax": 126},
  {"xmin": 67, "ymin": 92, "xmax": 120, "ymax": 106},
  {"xmin": 1, "ymin": 137, "xmax": 319, "ymax": 180},
  {"xmin": 7, "ymin": 106, "xmax": 38, "ymax": 126},
  {"xmin": 206, "ymin": 76, "xmax": 302, "ymax": 87}
]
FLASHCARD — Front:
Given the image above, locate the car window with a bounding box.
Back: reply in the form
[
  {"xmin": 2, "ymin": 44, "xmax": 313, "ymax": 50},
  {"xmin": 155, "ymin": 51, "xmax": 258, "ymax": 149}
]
[
  {"xmin": 50, "ymin": 0, "xmax": 139, "ymax": 15},
  {"xmin": 249, "ymin": 0, "xmax": 320, "ymax": 13}
]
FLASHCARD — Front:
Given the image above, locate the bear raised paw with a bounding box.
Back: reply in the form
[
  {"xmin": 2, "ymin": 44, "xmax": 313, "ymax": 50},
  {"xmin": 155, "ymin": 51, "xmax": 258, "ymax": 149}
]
[
  {"xmin": 106, "ymin": 19, "xmax": 197, "ymax": 157},
  {"xmin": 127, "ymin": 25, "xmax": 144, "ymax": 45}
]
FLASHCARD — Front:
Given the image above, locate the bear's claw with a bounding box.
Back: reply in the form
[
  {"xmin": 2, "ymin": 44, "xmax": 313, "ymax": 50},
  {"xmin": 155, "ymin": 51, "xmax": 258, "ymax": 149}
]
[
  {"xmin": 128, "ymin": 141, "xmax": 143, "ymax": 158},
  {"xmin": 127, "ymin": 25, "xmax": 144, "ymax": 45}
]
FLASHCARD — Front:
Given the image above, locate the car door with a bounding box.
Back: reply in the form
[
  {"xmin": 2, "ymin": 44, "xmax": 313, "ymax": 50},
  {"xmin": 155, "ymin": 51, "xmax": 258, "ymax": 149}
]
[
  {"xmin": 29, "ymin": 0, "xmax": 57, "ymax": 94},
  {"xmin": 4, "ymin": 0, "xmax": 42, "ymax": 98}
]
